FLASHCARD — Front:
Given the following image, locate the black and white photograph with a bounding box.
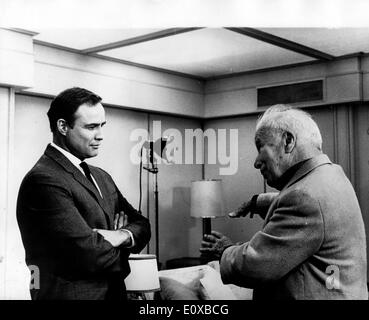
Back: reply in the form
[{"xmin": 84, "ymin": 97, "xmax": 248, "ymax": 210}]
[{"xmin": 1, "ymin": 0, "xmax": 369, "ymax": 309}]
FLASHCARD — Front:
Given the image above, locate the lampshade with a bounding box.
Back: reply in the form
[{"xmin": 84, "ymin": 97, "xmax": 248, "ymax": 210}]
[
  {"xmin": 124, "ymin": 254, "xmax": 160, "ymax": 292},
  {"xmin": 190, "ymin": 179, "xmax": 225, "ymax": 218}
]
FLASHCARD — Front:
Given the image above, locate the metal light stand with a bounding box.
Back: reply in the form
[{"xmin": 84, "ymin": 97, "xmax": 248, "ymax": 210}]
[
  {"xmin": 142, "ymin": 138, "xmax": 168, "ymax": 270},
  {"xmin": 143, "ymin": 160, "xmax": 160, "ymax": 269}
]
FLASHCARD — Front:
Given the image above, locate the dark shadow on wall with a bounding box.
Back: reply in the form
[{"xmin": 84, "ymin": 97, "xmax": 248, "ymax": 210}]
[{"xmin": 160, "ymin": 186, "xmax": 192, "ymax": 266}]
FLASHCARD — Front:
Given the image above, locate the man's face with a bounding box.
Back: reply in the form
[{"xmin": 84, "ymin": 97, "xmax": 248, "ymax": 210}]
[
  {"xmin": 65, "ymin": 103, "xmax": 106, "ymax": 160},
  {"xmin": 254, "ymin": 129, "xmax": 286, "ymax": 188}
]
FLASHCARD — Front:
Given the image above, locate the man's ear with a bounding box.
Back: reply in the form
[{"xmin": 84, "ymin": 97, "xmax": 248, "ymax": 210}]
[
  {"xmin": 283, "ymin": 131, "xmax": 295, "ymax": 153},
  {"xmin": 56, "ymin": 119, "xmax": 68, "ymax": 136}
]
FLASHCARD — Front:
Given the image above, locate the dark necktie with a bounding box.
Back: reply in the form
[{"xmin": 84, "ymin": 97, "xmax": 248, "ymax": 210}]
[{"xmin": 79, "ymin": 161, "xmax": 99, "ymax": 192}]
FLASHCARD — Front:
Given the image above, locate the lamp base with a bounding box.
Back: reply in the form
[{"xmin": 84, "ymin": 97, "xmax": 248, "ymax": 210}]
[
  {"xmin": 202, "ymin": 217, "xmax": 212, "ymax": 237},
  {"xmin": 201, "ymin": 218, "xmax": 216, "ymax": 264}
]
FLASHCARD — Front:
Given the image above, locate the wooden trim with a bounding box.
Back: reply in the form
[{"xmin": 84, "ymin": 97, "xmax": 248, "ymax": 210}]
[
  {"xmin": 225, "ymin": 27, "xmax": 334, "ymax": 61},
  {"xmin": 81, "ymin": 28, "xmax": 203, "ymax": 54}
]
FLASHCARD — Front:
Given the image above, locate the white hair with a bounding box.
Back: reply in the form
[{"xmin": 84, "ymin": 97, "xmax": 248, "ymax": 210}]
[{"xmin": 256, "ymin": 104, "xmax": 322, "ymax": 150}]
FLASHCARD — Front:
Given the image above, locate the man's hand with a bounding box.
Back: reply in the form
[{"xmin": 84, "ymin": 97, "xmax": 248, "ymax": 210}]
[
  {"xmin": 228, "ymin": 200, "xmax": 253, "ymax": 218},
  {"xmin": 114, "ymin": 211, "xmax": 128, "ymax": 230},
  {"xmin": 93, "ymin": 229, "xmax": 132, "ymax": 248},
  {"xmin": 199, "ymin": 231, "xmax": 234, "ymax": 260}
]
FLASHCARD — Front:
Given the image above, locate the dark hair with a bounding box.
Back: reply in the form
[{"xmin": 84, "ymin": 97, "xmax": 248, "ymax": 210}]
[{"xmin": 47, "ymin": 87, "xmax": 102, "ymax": 133}]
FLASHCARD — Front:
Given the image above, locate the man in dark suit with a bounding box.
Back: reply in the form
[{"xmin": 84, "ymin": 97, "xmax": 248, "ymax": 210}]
[
  {"xmin": 201, "ymin": 104, "xmax": 367, "ymax": 299},
  {"xmin": 17, "ymin": 87, "xmax": 151, "ymax": 300}
]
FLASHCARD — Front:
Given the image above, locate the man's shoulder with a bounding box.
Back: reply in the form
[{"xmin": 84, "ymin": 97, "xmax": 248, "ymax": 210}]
[
  {"xmin": 278, "ymin": 187, "xmax": 319, "ymax": 207},
  {"xmin": 298, "ymin": 162, "xmax": 350, "ymax": 193},
  {"xmin": 21, "ymin": 153, "xmax": 67, "ymax": 185}
]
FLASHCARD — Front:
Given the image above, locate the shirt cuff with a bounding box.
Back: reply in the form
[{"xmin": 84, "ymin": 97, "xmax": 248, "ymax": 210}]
[{"xmin": 121, "ymin": 229, "xmax": 135, "ymax": 248}]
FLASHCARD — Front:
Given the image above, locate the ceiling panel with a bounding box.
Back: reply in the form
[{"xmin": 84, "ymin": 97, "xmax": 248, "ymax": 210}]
[
  {"xmin": 33, "ymin": 28, "xmax": 164, "ymax": 50},
  {"xmin": 30, "ymin": 27, "xmax": 369, "ymax": 78},
  {"xmin": 259, "ymin": 28, "xmax": 369, "ymax": 56},
  {"xmin": 98, "ymin": 28, "xmax": 313, "ymax": 77}
]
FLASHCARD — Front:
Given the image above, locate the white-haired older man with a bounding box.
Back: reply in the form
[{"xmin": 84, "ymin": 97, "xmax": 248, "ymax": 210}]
[{"xmin": 200, "ymin": 104, "xmax": 367, "ymax": 300}]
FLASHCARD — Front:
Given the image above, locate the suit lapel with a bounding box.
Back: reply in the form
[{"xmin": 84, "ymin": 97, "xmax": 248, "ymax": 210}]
[
  {"xmin": 45, "ymin": 144, "xmax": 113, "ymax": 227},
  {"xmin": 89, "ymin": 166, "xmax": 114, "ymax": 229}
]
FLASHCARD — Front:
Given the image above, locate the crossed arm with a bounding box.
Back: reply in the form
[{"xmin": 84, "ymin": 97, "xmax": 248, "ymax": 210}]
[
  {"xmin": 94, "ymin": 185, "xmax": 151, "ymax": 252},
  {"xmin": 18, "ymin": 172, "xmax": 150, "ymax": 275}
]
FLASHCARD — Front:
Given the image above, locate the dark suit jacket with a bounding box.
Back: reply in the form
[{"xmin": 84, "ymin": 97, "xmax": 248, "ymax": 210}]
[
  {"xmin": 16, "ymin": 144, "xmax": 151, "ymax": 300},
  {"xmin": 220, "ymin": 154, "xmax": 368, "ymax": 299}
]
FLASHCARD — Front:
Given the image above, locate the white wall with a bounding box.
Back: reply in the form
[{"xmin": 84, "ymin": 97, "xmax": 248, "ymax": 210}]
[
  {"xmin": 27, "ymin": 44, "xmax": 204, "ymax": 118},
  {"xmin": 0, "ymin": 29, "xmax": 34, "ymax": 88}
]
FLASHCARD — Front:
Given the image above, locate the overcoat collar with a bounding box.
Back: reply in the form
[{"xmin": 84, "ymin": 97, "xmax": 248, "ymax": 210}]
[
  {"xmin": 263, "ymin": 154, "xmax": 332, "ymax": 226},
  {"xmin": 281, "ymin": 154, "xmax": 332, "ymax": 192}
]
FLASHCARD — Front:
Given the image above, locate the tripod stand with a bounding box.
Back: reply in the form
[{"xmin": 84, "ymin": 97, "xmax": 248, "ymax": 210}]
[
  {"xmin": 139, "ymin": 137, "xmax": 167, "ymax": 269},
  {"xmin": 143, "ymin": 163, "xmax": 160, "ymax": 268}
]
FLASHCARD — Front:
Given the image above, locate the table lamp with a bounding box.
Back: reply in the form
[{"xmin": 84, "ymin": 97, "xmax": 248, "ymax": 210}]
[
  {"xmin": 190, "ymin": 179, "xmax": 225, "ymax": 237},
  {"xmin": 124, "ymin": 254, "xmax": 160, "ymax": 299}
]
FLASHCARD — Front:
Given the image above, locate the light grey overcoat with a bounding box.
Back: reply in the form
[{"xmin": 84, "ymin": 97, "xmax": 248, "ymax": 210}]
[{"xmin": 221, "ymin": 154, "xmax": 368, "ymax": 299}]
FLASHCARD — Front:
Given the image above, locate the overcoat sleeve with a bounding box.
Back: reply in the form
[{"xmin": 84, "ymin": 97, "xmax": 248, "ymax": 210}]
[
  {"xmin": 220, "ymin": 190, "xmax": 324, "ymax": 288},
  {"xmin": 254, "ymin": 192, "xmax": 279, "ymax": 219}
]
